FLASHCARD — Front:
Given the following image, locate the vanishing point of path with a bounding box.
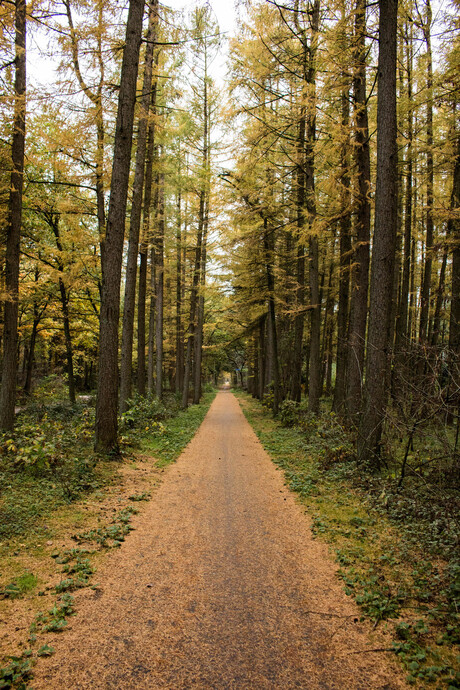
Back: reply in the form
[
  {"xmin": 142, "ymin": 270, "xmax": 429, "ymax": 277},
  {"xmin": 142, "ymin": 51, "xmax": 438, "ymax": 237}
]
[{"xmin": 33, "ymin": 391, "xmax": 406, "ymax": 689}]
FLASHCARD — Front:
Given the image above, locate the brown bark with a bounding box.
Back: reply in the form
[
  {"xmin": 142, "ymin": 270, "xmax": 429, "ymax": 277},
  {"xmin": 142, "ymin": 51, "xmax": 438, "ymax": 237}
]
[
  {"xmin": 95, "ymin": 0, "xmax": 145, "ymax": 453},
  {"xmin": 395, "ymin": 23, "xmax": 413, "ymax": 350},
  {"xmin": 58, "ymin": 277, "xmax": 76, "ymax": 404},
  {"xmin": 263, "ymin": 219, "xmax": 281, "ymax": 414},
  {"xmin": 0, "ymin": 0, "xmax": 26, "ymax": 430},
  {"xmin": 430, "ymin": 249, "xmax": 447, "ymax": 347},
  {"xmin": 306, "ymin": 0, "xmax": 321, "ymax": 415},
  {"xmin": 358, "ymin": 0, "xmax": 399, "ymax": 467},
  {"xmin": 120, "ymin": 0, "xmax": 158, "ymax": 412},
  {"xmin": 137, "ymin": 74, "xmax": 158, "ymax": 395},
  {"xmin": 333, "ymin": 71, "xmax": 352, "ymax": 414},
  {"xmin": 182, "ymin": 192, "xmax": 204, "ymax": 408},
  {"xmin": 175, "ymin": 191, "xmax": 184, "ymax": 394},
  {"xmin": 346, "ymin": 0, "xmax": 371, "ymax": 420},
  {"xmin": 448, "ymin": 131, "xmax": 460, "ymax": 355},
  {"xmin": 290, "ymin": 17, "xmax": 307, "ymax": 403},
  {"xmin": 155, "ymin": 172, "xmax": 165, "ymax": 399},
  {"xmin": 418, "ymin": 0, "xmax": 434, "ymax": 345},
  {"xmin": 193, "ymin": 200, "xmax": 209, "ymax": 405}
]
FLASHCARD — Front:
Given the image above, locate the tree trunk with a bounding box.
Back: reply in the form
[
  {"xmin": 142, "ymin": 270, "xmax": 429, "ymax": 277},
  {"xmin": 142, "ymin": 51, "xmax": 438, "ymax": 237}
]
[
  {"xmin": 448, "ymin": 131, "xmax": 460, "ymax": 360},
  {"xmin": 346, "ymin": 0, "xmax": 371, "ymax": 420},
  {"xmin": 264, "ymin": 219, "xmax": 281, "ymax": 414},
  {"xmin": 175, "ymin": 191, "xmax": 184, "ymax": 394},
  {"xmin": 395, "ymin": 22, "xmax": 413, "ymax": 351},
  {"xmin": 290, "ymin": 33, "xmax": 307, "ymax": 403},
  {"xmin": 0, "ymin": 0, "xmax": 26, "ymax": 431},
  {"xmin": 58, "ymin": 277, "xmax": 76, "ymax": 404},
  {"xmin": 24, "ymin": 312, "xmax": 40, "ymax": 396},
  {"xmin": 95, "ymin": 0, "xmax": 145, "ymax": 453},
  {"xmin": 430, "ymin": 249, "xmax": 447, "ymax": 347},
  {"xmin": 155, "ymin": 172, "xmax": 165, "ymax": 399},
  {"xmin": 358, "ymin": 0, "xmax": 398, "ymax": 467},
  {"xmin": 182, "ymin": 192, "xmax": 204, "ymax": 408},
  {"xmin": 193, "ymin": 200, "xmax": 209, "ymax": 404},
  {"xmin": 147, "ymin": 240, "xmax": 156, "ymax": 393},
  {"xmin": 137, "ymin": 74, "xmax": 158, "ymax": 395},
  {"xmin": 306, "ymin": 0, "xmax": 321, "ymax": 415},
  {"xmin": 418, "ymin": 0, "xmax": 434, "ymax": 345},
  {"xmin": 120, "ymin": 0, "xmax": 158, "ymax": 412},
  {"xmin": 258, "ymin": 316, "xmax": 266, "ymax": 400},
  {"xmin": 333, "ymin": 73, "xmax": 352, "ymax": 414}
]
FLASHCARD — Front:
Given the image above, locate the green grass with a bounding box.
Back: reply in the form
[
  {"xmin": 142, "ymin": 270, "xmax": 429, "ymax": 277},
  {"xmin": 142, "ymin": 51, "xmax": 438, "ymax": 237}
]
[
  {"xmin": 1, "ymin": 571, "xmax": 38, "ymax": 599},
  {"xmin": 236, "ymin": 391, "xmax": 460, "ymax": 689},
  {"xmin": 139, "ymin": 390, "xmax": 217, "ymax": 467}
]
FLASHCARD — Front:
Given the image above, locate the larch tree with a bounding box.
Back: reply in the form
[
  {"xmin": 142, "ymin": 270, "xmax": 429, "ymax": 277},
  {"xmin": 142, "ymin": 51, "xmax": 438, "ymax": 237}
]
[
  {"xmin": 358, "ymin": 0, "xmax": 399, "ymax": 467},
  {"xmin": 0, "ymin": 0, "xmax": 26, "ymax": 431},
  {"xmin": 119, "ymin": 0, "xmax": 159, "ymax": 412},
  {"xmin": 95, "ymin": 0, "xmax": 145, "ymax": 453}
]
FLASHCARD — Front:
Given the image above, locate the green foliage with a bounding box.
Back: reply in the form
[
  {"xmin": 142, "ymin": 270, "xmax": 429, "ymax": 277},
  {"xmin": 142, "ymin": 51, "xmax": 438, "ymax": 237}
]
[
  {"xmin": 72, "ymin": 507, "xmax": 138, "ymax": 548},
  {"xmin": 0, "ymin": 572, "xmax": 37, "ymax": 599},
  {"xmin": 128, "ymin": 492, "xmax": 151, "ymax": 502},
  {"xmin": 141, "ymin": 390, "xmax": 217, "ymax": 467},
  {"xmin": 33, "ymin": 593, "xmax": 74, "ymax": 634},
  {"xmin": 278, "ymin": 399, "xmax": 301, "ymax": 427},
  {"xmin": 0, "ymin": 655, "xmax": 33, "ymax": 690},
  {"xmin": 54, "ymin": 554, "xmax": 93, "ymax": 593},
  {"xmin": 36, "ymin": 645, "xmax": 54, "ymax": 658}
]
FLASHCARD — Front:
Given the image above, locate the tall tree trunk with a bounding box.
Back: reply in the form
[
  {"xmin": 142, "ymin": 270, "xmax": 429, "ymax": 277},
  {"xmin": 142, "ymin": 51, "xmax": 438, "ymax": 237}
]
[
  {"xmin": 193, "ymin": 200, "xmax": 209, "ymax": 404},
  {"xmin": 0, "ymin": 0, "xmax": 26, "ymax": 430},
  {"xmin": 258, "ymin": 316, "xmax": 266, "ymax": 400},
  {"xmin": 418, "ymin": 0, "xmax": 434, "ymax": 345},
  {"xmin": 358, "ymin": 0, "xmax": 398, "ymax": 467},
  {"xmin": 430, "ymin": 249, "xmax": 447, "ymax": 347},
  {"xmin": 448, "ymin": 131, "xmax": 460, "ymax": 365},
  {"xmin": 155, "ymin": 172, "xmax": 165, "ymax": 399},
  {"xmin": 290, "ymin": 24, "xmax": 307, "ymax": 403},
  {"xmin": 23, "ymin": 281, "xmax": 44, "ymax": 397},
  {"xmin": 58, "ymin": 277, "xmax": 76, "ymax": 404},
  {"xmin": 95, "ymin": 0, "xmax": 145, "ymax": 453},
  {"xmin": 346, "ymin": 0, "xmax": 371, "ymax": 420},
  {"xmin": 175, "ymin": 190, "xmax": 184, "ymax": 394},
  {"xmin": 137, "ymin": 74, "xmax": 158, "ymax": 395},
  {"xmin": 306, "ymin": 0, "xmax": 321, "ymax": 415},
  {"xmin": 321, "ymin": 260, "xmax": 334, "ymax": 394},
  {"xmin": 147, "ymin": 240, "xmax": 156, "ymax": 393},
  {"xmin": 182, "ymin": 193, "xmax": 204, "ymax": 408},
  {"xmin": 333, "ymin": 71, "xmax": 352, "ymax": 414},
  {"xmin": 395, "ymin": 22, "xmax": 413, "ymax": 350},
  {"xmin": 264, "ymin": 219, "xmax": 281, "ymax": 414},
  {"xmin": 120, "ymin": 0, "xmax": 158, "ymax": 412}
]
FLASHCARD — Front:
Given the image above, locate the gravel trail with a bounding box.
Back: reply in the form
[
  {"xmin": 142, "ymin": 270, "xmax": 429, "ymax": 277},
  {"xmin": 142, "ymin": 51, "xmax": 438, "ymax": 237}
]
[{"xmin": 32, "ymin": 391, "xmax": 406, "ymax": 689}]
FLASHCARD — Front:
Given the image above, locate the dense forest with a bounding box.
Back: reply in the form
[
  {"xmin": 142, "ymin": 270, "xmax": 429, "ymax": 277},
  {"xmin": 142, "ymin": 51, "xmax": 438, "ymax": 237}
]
[
  {"xmin": 0, "ymin": 0, "xmax": 459, "ymax": 685},
  {"xmin": 1, "ymin": 0, "xmax": 459, "ymax": 464}
]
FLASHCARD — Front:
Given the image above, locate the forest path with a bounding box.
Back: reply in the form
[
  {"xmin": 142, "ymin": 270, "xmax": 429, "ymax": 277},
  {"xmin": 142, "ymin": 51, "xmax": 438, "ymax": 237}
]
[{"xmin": 32, "ymin": 391, "xmax": 406, "ymax": 689}]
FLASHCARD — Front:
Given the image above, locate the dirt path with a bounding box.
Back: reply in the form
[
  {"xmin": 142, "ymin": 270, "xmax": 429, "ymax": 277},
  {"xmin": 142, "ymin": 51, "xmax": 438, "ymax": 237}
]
[{"xmin": 32, "ymin": 391, "xmax": 406, "ymax": 689}]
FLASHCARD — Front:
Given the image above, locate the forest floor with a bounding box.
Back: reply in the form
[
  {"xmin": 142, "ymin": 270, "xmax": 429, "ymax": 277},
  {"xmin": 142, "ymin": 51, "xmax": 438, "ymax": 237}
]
[{"xmin": 25, "ymin": 390, "xmax": 407, "ymax": 689}]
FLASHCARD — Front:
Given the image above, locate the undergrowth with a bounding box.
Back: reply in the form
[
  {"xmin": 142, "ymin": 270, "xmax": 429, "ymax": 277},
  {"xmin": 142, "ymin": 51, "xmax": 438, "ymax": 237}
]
[{"xmin": 237, "ymin": 391, "xmax": 460, "ymax": 689}]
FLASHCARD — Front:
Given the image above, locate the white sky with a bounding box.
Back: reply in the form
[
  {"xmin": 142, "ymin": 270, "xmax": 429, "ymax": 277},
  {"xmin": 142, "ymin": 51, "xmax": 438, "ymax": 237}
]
[
  {"xmin": 28, "ymin": 0, "xmax": 239, "ymax": 89},
  {"xmin": 164, "ymin": 0, "xmax": 238, "ymax": 36}
]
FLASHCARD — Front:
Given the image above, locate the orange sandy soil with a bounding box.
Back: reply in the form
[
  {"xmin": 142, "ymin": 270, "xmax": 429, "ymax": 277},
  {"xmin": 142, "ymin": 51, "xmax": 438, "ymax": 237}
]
[{"xmin": 27, "ymin": 391, "xmax": 408, "ymax": 689}]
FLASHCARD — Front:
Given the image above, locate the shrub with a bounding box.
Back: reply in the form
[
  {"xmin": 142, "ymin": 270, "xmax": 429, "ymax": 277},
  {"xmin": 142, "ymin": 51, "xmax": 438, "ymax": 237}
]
[
  {"xmin": 120, "ymin": 394, "xmax": 168, "ymax": 431},
  {"xmin": 279, "ymin": 400, "xmax": 301, "ymax": 427}
]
